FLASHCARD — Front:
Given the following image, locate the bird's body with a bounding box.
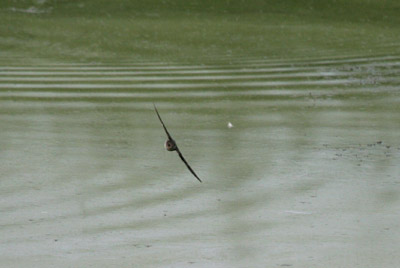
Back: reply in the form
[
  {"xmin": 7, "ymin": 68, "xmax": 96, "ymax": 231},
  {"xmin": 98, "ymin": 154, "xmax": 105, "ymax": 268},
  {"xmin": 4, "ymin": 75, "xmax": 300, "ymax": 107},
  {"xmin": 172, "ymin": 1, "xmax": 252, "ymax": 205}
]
[
  {"xmin": 154, "ymin": 104, "xmax": 202, "ymax": 183},
  {"xmin": 164, "ymin": 139, "xmax": 177, "ymax": 151}
]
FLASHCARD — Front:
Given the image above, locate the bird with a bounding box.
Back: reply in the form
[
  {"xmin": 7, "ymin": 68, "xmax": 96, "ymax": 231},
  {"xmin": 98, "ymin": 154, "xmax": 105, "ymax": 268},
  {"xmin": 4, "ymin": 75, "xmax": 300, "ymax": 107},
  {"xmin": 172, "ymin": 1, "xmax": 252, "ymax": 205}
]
[{"xmin": 153, "ymin": 104, "xmax": 202, "ymax": 183}]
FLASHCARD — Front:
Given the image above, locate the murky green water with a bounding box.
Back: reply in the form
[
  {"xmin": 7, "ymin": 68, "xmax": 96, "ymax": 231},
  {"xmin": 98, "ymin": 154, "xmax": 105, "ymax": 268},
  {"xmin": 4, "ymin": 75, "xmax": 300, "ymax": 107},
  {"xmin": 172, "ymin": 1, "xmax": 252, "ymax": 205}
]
[{"xmin": 1, "ymin": 1, "xmax": 400, "ymax": 267}]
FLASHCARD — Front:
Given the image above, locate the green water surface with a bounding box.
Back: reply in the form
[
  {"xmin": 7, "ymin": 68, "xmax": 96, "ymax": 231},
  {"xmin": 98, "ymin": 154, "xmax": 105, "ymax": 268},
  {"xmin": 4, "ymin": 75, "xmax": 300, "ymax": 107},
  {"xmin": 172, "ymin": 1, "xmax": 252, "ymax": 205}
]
[{"xmin": 1, "ymin": 1, "xmax": 400, "ymax": 267}]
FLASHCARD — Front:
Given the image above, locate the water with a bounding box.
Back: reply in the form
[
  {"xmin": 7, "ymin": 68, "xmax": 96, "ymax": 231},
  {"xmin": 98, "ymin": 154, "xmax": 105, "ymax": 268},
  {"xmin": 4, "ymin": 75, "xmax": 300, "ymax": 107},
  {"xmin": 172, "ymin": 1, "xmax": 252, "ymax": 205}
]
[
  {"xmin": 1, "ymin": 54, "xmax": 399, "ymax": 267},
  {"xmin": 1, "ymin": 0, "xmax": 400, "ymax": 266}
]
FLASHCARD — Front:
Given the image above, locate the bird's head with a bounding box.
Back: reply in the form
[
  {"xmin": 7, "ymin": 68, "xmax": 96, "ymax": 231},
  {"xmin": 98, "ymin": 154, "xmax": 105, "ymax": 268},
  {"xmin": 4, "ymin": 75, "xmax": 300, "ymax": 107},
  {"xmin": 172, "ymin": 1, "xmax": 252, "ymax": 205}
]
[{"xmin": 165, "ymin": 139, "xmax": 177, "ymax": 151}]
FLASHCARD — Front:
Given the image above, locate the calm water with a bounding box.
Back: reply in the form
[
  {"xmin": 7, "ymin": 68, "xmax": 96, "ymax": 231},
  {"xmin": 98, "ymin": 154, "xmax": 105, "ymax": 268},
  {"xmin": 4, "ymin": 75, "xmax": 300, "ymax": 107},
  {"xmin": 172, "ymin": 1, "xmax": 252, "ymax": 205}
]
[{"xmin": 1, "ymin": 54, "xmax": 399, "ymax": 267}]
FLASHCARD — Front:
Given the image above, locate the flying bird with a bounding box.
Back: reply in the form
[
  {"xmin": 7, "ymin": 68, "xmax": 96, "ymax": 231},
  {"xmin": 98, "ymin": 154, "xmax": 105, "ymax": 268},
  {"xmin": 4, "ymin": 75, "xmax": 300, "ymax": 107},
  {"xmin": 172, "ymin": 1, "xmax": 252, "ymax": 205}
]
[{"xmin": 154, "ymin": 104, "xmax": 202, "ymax": 183}]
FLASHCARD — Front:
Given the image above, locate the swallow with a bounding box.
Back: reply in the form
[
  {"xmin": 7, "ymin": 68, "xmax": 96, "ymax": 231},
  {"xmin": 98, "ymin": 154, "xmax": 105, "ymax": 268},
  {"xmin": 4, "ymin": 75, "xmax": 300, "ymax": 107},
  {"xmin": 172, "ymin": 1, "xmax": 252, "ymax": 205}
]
[{"xmin": 154, "ymin": 104, "xmax": 202, "ymax": 183}]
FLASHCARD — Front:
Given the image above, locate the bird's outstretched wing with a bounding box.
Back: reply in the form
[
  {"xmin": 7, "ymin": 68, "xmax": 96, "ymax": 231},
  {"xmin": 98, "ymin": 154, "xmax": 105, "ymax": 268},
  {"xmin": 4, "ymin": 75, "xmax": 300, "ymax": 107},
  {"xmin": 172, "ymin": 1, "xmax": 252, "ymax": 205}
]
[
  {"xmin": 154, "ymin": 103, "xmax": 202, "ymax": 183},
  {"xmin": 176, "ymin": 148, "xmax": 202, "ymax": 183},
  {"xmin": 154, "ymin": 104, "xmax": 173, "ymax": 140}
]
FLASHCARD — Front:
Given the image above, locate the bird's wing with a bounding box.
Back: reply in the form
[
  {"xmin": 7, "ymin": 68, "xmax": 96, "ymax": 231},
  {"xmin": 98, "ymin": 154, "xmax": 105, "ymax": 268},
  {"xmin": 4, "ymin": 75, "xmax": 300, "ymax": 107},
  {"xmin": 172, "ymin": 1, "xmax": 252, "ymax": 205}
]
[
  {"xmin": 176, "ymin": 147, "xmax": 202, "ymax": 183},
  {"xmin": 154, "ymin": 104, "xmax": 173, "ymax": 140}
]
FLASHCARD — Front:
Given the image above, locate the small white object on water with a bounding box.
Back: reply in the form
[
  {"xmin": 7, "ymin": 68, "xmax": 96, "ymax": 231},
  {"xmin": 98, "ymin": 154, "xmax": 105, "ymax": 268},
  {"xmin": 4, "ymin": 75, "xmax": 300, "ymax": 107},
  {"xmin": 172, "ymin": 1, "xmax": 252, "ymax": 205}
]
[{"xmin": 227, "ymin": 122, "xmax": 234, "ymax": 128}]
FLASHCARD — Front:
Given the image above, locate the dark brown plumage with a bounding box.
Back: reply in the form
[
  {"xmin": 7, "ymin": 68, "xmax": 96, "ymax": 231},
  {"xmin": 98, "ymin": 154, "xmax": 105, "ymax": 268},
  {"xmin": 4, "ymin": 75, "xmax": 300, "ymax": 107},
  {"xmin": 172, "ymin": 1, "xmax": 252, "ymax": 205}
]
[{"xmin": 154, "ymin": 104, "xmax": 202, "ymax": 183}]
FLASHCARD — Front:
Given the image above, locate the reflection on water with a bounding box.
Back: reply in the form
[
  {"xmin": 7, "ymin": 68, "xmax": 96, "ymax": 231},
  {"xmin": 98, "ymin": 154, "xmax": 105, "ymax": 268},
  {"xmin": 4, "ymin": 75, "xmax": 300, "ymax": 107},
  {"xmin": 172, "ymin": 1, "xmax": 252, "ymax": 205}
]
[{"xmin": 1, "ymin": 55, "xmax": 400, "ymax": 267}]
